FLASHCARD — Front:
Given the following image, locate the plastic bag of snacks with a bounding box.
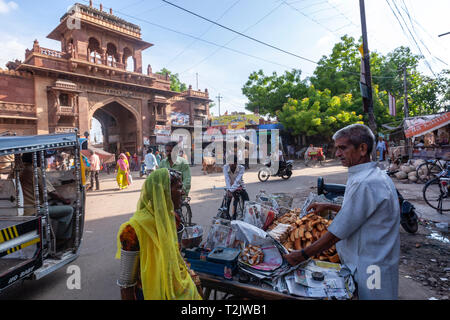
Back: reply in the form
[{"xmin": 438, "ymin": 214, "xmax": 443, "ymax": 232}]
[{"xmin": 201, "ymin": 218, "xmax": 237, "ymax": 250}]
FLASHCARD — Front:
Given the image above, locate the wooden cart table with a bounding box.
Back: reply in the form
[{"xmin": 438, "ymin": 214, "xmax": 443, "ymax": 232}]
[{"xmin": 197, "ymin": 272, "xmax": 312, "ymax": 300}]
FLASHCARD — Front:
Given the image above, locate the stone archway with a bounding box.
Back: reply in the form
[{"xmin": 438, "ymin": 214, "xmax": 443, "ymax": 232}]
[{"xmin": 90, "ymin": 98, "xmax": 142, "ymax": 156}]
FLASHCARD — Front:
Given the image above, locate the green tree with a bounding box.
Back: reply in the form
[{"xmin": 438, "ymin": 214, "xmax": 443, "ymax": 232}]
[
  {"xmin": 157, "ymin": 68, "xmax": 187, "ymax": 92},
  {"xmin": 242, "ymin": 69, "xmax": 308, "ymax": 116},
  {"xmin": 277, "ymin": 86, "xmax": 363, "ymax": 139}
]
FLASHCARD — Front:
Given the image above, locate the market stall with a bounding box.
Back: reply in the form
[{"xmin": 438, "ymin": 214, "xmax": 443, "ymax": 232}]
[
  {"xmin": 182, "ymin": 191, "xmax": 356, "ymax": 300},
  {"xmin": 383, "ymin": 112, "xmax": 450, "ymax": 161}
]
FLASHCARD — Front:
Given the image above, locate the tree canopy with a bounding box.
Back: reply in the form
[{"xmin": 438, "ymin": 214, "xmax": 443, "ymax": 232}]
[
  {"xmin": 242, "ymin": 35, "xmax": 450, "ymax": 139},
  {"xmin": 157, "ymin": 68, "xmax": 187, "ymax": 92}
]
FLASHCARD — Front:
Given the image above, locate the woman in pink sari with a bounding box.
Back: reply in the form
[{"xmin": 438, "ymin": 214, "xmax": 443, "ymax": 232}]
[{"xmin": 116, "ymin": 153, "xmax": 130, "ymax": 190}]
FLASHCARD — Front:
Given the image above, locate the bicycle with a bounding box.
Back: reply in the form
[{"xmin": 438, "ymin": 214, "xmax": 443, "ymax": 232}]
[
  {"xmin": 423, "ymin": 165, "xmax": 450, "ymax": 214},
  {"xmin": 179, "ymin": 196, "xmax": 193, "ymax": 226},
  {"xmin": 213, "ymin": 186, "xmax": 246, "ymax": 221},
  {"xmin": 416, "ymin": 157, "xmax": 449, "ymax": 183}
]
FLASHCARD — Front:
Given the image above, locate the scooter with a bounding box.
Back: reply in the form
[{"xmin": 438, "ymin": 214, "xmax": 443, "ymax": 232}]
[
  {"xmin": 139, "ymin": 163, "xmax": 154, "ymax": 178},
  {"xmin": 258, "ymin": 160, "xmax": 294, "ymax": 182},
  {"xmin": 317, "ymin": 177, "xmax": 419, "ymax": 234}
]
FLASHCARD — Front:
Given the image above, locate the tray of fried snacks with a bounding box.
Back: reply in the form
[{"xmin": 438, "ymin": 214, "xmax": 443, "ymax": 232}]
[
  {"xmin": 240, "ymin": 245, "xmax": 264, "ymax": 266},
  {"xmin": 282, "ymin": 213, "xmax": 340, "ymax": 264},
  {"xmin": 267, "ymin": 223, "xmax": 293, "ymax": 243},
  {"xmin": 266, "ymin": 208, "xmax": 301, "ymax": 232}
]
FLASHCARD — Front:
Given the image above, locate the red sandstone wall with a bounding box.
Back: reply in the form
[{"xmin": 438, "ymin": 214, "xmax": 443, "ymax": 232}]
[{"xmin": 0, "ymin": 70, "xmax": 34, "ymax": 104}]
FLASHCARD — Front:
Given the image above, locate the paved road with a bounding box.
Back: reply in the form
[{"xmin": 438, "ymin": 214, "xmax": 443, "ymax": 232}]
[{"xmin": 0, "ymin": 161, "xmax": 440, "ymax": 299}]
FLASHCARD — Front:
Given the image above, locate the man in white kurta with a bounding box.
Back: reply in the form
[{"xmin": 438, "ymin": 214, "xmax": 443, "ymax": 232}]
[
  {"xmin": 284, "ymin": 124, "xmax": 400, "ymax": 300},
  {"xmin": 327, "ymin": 162, "xmax": 400, "ymax": 299}
]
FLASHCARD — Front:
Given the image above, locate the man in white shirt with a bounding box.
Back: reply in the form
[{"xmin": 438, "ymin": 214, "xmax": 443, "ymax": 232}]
[
  {"xmin": 284, "ymin": 124, "xmax": 400, "ymax": 300},
  {"xmin": 89, "ymin": 150, "xmax": 101, "ymax": 191},
  {"xmin": 144, "ymin": 148, "xmax": 158, "ymax": 172},
  {"xmin": 223, "ymin": 156, "xmax": 249, "ymax": 220}
]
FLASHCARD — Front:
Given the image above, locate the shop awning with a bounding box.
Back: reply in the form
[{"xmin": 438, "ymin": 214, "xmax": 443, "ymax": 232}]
[
  {"xmin": 404, "ymin": 112, "xmax": 450, "ymax": 139},
  {"xmin": 81, "ymin": 147, "xmax": 116, "ymax": 164}
]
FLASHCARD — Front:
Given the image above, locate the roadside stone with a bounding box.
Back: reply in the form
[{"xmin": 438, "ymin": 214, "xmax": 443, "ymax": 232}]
[
  {"xmin": 428, "ymin": 277, "xmax": 438, "ymax": 286},
  {"xmin": 440, "ymin": 295, "xmax": 449, "ymax": 300},
  {"xmin": 430, "ymin": 259, "xmax": 437, "ymax": 262}
]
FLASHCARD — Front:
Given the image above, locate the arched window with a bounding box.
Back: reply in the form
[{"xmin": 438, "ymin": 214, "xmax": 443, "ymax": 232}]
[
  {"xmin": 106, "ymin": 43, "xmax": 118, "ymax": 67},
  {"xmin": 88, "ymin": 37, "xmax": 102, "ymax": 64},
  {"xmin": 123, "ymin": 47, "xmax": 134, "ymax": 72}
]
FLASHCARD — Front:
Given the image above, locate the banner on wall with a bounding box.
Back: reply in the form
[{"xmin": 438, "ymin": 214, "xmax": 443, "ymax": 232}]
[
  {"xmin": 171, "ymin": 112, "xmax": 190, "ymax": 126},
  {"xmin": 155, "ymin": 125, "xmax": 172, "ymax": 144}
]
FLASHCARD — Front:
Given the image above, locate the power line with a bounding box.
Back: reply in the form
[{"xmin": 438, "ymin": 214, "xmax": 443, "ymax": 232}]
[
  {"xmin": 162, "ymin": 0, "xmax": 319, "ymax": 65},
  {"xmin": 399, "ymin": 0, "xmax": 448, "ymax": 67},
  {"xmin": 80, "ymin": 0, "xmax": 399, "ymax": 80},
  {"xmin": 165, "ymin": 0, "xmax": 242, "ymax": 67},
  {"xmin": 386, "ymin": 0, "xmax": 436, "ymax": 76},
  {"xmin": 180, "ymin": 1, "xmax": 285, "ymax": 74}
]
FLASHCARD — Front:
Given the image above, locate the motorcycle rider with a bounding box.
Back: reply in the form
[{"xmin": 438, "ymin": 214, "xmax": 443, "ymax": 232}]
[
  {"xmin": 143, "ymin": 148, "xmax": 158, "ymax": 175},
  {"xmin": 223, "ymin": 155, "xmax": 249, "ymax": 219}
]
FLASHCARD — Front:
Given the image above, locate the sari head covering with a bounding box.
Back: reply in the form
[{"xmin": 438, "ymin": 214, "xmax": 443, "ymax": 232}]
[
  {"xmin": 116, "ymin": 168, "xmax": 201, "ymax": 300},
  {"xmin": 117, "ymin": 153, "xmax": 128, "ymax": 171}
]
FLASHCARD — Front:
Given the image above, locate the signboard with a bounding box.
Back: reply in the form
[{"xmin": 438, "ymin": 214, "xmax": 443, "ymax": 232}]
[
  {"xmin": 211, "ymin": 114, "xmax": 259, "ymax": 127},
  {"xmin": 171, "ymin": 112, "xmax": 190, "ymax": 126},
  {"xmin": 155, "ymin": 125, "xmax": 172, "ymax": 144},
  {"xmin": 404, "ymin": 112, "xmax": 450, "ymax": 139}
]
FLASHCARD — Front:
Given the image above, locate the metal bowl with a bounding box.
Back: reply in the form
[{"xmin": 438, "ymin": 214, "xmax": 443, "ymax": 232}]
[{"xmin": 181, "ymin": 225, "xmax": 203, "ymax": 249}]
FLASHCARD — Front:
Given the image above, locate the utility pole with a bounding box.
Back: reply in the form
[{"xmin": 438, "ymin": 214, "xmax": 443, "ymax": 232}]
[
  {"xmin": 403, "ymin": 65, "xmax": 409, "ymax": 118},
  {"xmin": 403, "ymin": 65, "xmax": 413, "ymax": 159},
  {"xmin": 196, "ymin": 73, "xmax": 199, "ymax": 90},
  {"xmin": 359, "ymin": 0, "xmax": 377, "ymax": 133},
  {"xmin": 216, "ymin": 94, "xmax": 223, "ymax": 117},
  {"xmin": 359, "ymin": 0, "xmax": 377, "ymax": 161}
]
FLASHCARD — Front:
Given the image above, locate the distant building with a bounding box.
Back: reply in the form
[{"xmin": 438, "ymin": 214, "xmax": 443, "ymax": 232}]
[{"xmin": 0, "ymin": 2, "xmax": 211, "ymax": 155}]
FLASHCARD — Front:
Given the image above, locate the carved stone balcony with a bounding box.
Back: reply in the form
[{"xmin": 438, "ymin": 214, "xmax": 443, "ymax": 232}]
[{"xmin": 0, "ymin": 102, "xmax": 37, "ymax": 120}]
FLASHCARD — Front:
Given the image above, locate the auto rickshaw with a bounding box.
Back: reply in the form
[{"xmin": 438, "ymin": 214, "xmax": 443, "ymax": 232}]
[{"xmin": 0, "ymin": 132, "xmax": 86, "ymax": 292}]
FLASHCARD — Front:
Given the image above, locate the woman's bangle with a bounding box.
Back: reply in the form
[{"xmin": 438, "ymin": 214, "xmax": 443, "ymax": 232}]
[{"xmin": 117, "ymin": 280, "xmax": 137, "ymax": 289}]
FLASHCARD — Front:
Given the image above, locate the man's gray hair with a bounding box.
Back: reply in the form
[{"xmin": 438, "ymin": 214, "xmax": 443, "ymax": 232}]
[{"xmin": 333, "ymin": 124, "xmax": 375, "ymax": 154}]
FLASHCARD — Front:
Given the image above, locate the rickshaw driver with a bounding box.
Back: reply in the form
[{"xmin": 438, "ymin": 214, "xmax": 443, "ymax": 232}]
[{"xmin": 20, "ymin": 153, "xmax": 74, "ymax": 241}]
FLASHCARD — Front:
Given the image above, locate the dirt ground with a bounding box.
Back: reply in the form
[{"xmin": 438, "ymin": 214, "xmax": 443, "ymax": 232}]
[{"xmin": 399, "ymin": 223, "xmax": 450, "ymax": 300}]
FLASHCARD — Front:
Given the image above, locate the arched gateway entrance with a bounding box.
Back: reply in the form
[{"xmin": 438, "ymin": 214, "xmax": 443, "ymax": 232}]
[{"xmin": 90, "ymin": 98, "xmax": 142, "ymax": 157}]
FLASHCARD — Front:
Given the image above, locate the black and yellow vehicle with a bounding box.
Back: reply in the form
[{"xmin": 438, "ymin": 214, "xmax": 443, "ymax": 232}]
[{"xmin": 0, "ymin": 132, "xmax": 86, "ymax": 292}]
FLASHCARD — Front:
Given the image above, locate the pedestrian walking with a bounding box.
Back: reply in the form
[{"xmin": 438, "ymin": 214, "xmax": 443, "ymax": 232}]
[
  {"xmin": 116, "ymin": 153, "xmax": 130, "ymax": 190},
  {"xmin": 376, "ymin": 137, "xmax": 387, "ymax": 162},
  {"xmin": 89, "ymin": 150, "xmax": 101, "ymax": 191}
]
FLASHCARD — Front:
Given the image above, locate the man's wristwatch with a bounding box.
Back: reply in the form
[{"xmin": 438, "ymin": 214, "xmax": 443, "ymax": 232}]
[{"xmin": 300, "ymin": 249, "xmax": 310, "ymax": 260}]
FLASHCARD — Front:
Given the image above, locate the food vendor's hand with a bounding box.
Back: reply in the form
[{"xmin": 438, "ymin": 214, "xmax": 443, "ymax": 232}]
[
  {"xmin": 283, "ymin": 251, "xmax": 305, "ymax": 266},
  {"xmin": 307, "ymin": 203, "xmax": 330, "ymax": 215}
]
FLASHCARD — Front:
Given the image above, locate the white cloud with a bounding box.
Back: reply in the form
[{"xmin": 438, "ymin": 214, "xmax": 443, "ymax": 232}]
[
  {"xmin": 0, "ymin": 0, "xmax": 18, "ymax": 14},
  {"xmin": 0, "ymin": 34, "xmax": 27, "ymax": 67}
]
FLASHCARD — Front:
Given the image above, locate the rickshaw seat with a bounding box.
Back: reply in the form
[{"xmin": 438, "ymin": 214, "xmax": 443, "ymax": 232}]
[{"xmin": 0, "ymin": 180, "xmax": 23, "ymax": 217}]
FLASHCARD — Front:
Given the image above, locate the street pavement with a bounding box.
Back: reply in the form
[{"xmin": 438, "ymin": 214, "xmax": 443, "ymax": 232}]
[{"xmin": 0, "ymin": 160, "xmax": 444, "ymax": 299}]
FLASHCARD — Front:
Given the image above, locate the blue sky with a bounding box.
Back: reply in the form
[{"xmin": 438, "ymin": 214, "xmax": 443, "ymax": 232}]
[{"xmin": 1, "ymin": 0, "xmax": 449, "ymax": 118}]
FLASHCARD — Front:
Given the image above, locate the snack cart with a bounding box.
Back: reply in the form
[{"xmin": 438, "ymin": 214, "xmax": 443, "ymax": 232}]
[{"xmin": 182, "ymin": 191, "xmax": 355, "ymax": 300}]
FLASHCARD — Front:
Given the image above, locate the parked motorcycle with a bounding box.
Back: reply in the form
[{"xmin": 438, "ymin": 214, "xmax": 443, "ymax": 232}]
[
  {"xmin": 317, "ymin": 177, "xmax": 419, "ymax": 234},
  {"xmin": 258, "ymin": 160, "xmax": 294, "ymax": 182}
]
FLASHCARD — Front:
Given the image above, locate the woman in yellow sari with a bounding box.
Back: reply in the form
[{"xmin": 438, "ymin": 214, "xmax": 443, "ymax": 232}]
[
  {"xmin": 116, "ymin": 153, "xmax": 130, "ymax": 190},
  {"xmin": 116, "ymin": 169, "xmax": 202, "ymax": 300}
]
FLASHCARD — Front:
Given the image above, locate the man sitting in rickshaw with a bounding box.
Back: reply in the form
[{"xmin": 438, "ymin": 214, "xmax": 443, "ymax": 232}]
[{"xmin": 20, "ymin": 153, "xmax": 74, "ymax": 244}]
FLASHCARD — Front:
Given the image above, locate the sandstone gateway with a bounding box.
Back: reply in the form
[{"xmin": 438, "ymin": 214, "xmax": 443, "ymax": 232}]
[{"xmin": 0, "ymin": 2, "xmax": 211, "ymax": 155}]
